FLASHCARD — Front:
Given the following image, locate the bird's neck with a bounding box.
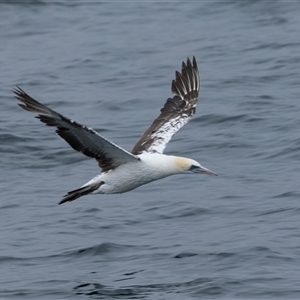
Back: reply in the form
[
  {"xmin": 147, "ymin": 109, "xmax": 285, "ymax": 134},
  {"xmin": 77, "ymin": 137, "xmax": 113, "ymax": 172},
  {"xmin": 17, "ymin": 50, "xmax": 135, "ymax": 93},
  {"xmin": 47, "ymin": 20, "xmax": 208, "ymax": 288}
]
[{"xmin": 139, "ymin": 153, "xmax": 183, "ymax": 177}]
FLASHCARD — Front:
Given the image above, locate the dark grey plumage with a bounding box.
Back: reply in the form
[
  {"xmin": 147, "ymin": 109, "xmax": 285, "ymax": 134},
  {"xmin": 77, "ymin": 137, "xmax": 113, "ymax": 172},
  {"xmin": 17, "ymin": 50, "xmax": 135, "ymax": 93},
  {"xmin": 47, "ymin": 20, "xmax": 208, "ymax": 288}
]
[{"xmin": 13, "ymin": 87, "xmax": 139, "ymax": 173}]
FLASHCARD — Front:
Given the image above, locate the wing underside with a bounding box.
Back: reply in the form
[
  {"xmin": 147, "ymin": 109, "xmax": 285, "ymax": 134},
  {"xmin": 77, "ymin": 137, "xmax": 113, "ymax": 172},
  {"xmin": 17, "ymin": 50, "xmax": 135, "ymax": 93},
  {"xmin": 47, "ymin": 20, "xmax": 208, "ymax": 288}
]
[{"xmin": 132, "ymin": 56, "xmax": 199, "ymax": 155}]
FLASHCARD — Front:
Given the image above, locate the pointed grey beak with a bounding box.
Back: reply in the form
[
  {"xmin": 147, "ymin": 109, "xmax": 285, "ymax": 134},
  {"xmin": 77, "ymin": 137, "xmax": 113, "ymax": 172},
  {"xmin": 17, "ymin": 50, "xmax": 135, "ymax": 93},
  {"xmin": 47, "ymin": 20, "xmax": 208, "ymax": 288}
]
[{"xmin": 194, "ymin": 165, "xmax": 217, "ymax": 176}]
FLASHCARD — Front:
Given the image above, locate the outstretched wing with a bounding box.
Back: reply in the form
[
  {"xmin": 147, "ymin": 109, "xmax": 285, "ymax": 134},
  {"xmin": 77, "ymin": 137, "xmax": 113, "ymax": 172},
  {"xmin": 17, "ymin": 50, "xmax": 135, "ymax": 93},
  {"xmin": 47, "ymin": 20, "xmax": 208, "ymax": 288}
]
[
  {"xmin": 13, "ymin": 87, "xmax": 139, "ymax": 172},
  {"xmin": 131, "ymin": 56, "xmax": 199, "ymax": 155}
]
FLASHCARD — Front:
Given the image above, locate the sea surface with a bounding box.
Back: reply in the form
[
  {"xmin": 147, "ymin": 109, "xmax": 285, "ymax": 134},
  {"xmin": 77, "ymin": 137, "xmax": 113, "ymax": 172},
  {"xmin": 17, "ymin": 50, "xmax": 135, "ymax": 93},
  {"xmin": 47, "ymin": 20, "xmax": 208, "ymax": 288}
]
[{"xmin": 1, "ymin": 1, "xmax": 300, "ymax": 299}]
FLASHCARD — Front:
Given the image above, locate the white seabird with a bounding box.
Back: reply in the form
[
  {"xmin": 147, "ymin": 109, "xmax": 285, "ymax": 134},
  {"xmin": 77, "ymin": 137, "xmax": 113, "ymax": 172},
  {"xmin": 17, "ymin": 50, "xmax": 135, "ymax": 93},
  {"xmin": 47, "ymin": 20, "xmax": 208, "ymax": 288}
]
[{"xmin": 13, "ymin": 56, "xmax": 216, "ymax": 205}]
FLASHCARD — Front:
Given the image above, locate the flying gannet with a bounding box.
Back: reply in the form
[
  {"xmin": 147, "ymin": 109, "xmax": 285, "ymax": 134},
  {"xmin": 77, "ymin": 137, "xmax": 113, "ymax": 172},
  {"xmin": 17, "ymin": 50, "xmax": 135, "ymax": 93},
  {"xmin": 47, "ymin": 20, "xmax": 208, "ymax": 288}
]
[{"xmin": 13, "ymin": 56, "xmax": 216, "ymax": 204}]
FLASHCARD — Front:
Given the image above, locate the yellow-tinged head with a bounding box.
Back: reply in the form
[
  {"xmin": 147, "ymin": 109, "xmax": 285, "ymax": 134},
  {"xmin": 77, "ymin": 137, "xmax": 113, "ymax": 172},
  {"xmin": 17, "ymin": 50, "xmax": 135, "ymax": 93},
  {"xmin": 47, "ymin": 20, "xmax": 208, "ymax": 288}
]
[{"xmin": 174, "ymin": 156, "xmax": 217, "ymax": 176}]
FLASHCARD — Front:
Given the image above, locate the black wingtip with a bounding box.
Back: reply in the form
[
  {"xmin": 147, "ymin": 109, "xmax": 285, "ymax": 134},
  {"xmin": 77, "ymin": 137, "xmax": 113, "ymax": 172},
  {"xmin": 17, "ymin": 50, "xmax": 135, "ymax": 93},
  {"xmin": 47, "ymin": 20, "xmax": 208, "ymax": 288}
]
[
  {"xmin": 171, "ymin": 56, "xmax": 199, "ymax": 98},
  {"xmin": 12, "ymin": 85, "xmax": 26, "ymax": 94},
  {"xmin": 12, "ymin": 85, "xmax": 24, "ymax": 98},
  {"xmin": 192, "ymin": 56, "xmax": 198, "ymax": 70}
]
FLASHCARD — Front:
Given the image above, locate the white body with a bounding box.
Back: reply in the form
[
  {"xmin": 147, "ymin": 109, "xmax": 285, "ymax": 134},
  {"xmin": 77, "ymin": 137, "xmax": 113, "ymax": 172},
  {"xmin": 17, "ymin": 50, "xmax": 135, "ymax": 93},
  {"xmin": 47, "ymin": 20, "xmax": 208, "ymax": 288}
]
[{"xmin": 84, "ymin": 153, "xmax": 189, "ymax": 194}]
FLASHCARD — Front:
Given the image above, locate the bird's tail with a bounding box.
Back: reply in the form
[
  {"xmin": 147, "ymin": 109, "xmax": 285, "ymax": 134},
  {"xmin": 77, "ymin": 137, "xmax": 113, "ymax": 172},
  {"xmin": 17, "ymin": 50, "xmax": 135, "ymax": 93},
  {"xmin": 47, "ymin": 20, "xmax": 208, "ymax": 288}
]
[{"xmin": 59, "ymin": 181, "xmax": 103, "ymax": 205}]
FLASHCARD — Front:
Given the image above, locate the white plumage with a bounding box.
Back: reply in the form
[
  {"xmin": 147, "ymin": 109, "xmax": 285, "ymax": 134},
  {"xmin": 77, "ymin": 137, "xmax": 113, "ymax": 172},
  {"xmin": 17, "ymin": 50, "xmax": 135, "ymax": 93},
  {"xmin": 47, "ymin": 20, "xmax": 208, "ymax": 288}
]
[{"xmin": 13, "ymin": 56, "xmax": 216, "ymax": 204}]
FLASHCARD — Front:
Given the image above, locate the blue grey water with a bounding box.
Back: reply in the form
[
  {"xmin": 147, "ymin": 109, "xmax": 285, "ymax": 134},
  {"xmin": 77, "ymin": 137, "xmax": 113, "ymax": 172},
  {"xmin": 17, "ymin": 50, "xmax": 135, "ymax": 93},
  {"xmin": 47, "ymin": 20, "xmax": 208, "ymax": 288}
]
[{"xmin": 1, "ymin": 1, "xmax": 300, "ymax": 299}]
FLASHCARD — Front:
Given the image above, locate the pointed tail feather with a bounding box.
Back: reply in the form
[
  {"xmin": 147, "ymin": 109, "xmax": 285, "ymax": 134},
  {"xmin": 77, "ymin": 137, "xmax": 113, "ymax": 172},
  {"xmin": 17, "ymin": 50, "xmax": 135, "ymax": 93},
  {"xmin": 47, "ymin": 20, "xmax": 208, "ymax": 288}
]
[{"xmin": 59, "ymin": 181, "xmax": 104, "ymax": 205}]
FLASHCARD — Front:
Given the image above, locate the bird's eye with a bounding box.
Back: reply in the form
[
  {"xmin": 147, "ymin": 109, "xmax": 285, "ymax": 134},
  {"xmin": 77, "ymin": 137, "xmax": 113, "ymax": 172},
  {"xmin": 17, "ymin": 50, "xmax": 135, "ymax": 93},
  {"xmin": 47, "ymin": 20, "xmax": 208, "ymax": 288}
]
[{"xmin": 190, "ymin": 165, "xmax": 199, "ymax": 171}]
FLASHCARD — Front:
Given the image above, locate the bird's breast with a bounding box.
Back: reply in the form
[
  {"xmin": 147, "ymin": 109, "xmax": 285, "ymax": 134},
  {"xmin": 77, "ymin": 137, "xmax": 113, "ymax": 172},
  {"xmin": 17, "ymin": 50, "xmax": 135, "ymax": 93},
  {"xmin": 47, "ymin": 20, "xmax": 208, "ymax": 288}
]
[{"xmin": 97, "ymin": 154, "xmax": 178, "ymax": 194}]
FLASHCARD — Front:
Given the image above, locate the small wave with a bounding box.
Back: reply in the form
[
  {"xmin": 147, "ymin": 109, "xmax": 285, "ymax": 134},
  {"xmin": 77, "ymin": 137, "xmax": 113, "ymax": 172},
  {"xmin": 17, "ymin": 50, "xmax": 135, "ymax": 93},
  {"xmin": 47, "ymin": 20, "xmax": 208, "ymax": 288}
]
[
  {"xmin": 67, "ymin": 242, "xmax": 137, "ymax": 258},
  {"xmin": 174, "ymin": 252, "xmax": 197, "ymax": 258},
  {"xmin": 74, "ymin": 277, "xmax": 215, "ymax": 299},
  {"xmin": 159, "ymin": 207, "xmax": 210, "ymax": 220},
  {"xmin": 255, "ymin": 206, "xmax": 295, "ymax": 216},
  {"xmin": 272, "ymin": 191, "xmax": 300, "ymax": 199}
]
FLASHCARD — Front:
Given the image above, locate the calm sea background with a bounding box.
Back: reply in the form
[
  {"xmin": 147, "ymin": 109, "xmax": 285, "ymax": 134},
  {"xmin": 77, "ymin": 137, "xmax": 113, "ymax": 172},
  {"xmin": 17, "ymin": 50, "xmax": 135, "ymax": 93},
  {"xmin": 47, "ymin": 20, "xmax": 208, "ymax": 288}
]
[{"xmin": 1, "ymin": 1, "xmax": 300, "ymax": 299}]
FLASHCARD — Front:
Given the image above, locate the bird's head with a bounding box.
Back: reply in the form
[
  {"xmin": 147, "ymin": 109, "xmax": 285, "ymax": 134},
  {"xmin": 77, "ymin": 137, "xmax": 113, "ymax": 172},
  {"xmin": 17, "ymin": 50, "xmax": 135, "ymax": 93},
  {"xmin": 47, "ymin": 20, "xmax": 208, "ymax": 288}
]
[{"xmin": 174, "ymin": 157, "xmax": 217, "ymax": 176}]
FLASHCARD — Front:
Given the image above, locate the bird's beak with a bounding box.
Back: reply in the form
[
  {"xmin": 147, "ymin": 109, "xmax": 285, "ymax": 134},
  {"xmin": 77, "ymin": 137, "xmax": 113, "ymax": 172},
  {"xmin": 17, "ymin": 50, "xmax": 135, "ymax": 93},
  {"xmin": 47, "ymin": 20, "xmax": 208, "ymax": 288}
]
[{"xmin": 194, "ymin": 165, "xmax": 217, "ymax": 176}]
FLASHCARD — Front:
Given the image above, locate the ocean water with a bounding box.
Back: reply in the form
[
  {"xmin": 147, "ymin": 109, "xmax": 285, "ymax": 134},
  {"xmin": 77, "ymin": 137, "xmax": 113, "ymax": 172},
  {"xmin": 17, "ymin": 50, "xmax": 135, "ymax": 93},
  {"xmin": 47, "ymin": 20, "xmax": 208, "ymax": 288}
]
[{"xmin": 1, "ymin": 1, "xmax": 300, "ymax": 299}]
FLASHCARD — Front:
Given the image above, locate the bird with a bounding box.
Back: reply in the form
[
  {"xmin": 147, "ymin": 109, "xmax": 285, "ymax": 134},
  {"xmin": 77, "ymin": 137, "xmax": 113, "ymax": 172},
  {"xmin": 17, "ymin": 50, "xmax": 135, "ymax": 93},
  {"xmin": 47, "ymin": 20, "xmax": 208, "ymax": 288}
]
[{"xmin": 13, "ymin": 56, "xmax": 217, "ymax": 205}]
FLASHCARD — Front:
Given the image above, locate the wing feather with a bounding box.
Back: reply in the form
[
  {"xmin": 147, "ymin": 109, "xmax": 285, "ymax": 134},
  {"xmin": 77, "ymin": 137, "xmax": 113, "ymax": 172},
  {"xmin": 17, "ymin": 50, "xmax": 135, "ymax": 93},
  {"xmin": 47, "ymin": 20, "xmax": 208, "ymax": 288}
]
[
  {"xmin": 132, "ymin": 56, "xmax": 199, "ymax": 155},
  {"xmin": 13, "ymin": 87, "xmax": 139, "ymax": 172}
]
